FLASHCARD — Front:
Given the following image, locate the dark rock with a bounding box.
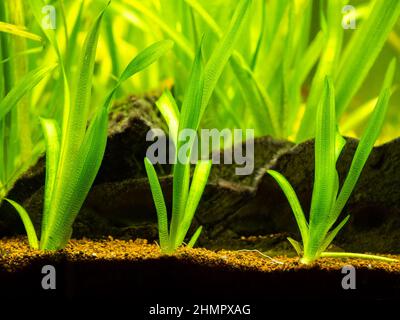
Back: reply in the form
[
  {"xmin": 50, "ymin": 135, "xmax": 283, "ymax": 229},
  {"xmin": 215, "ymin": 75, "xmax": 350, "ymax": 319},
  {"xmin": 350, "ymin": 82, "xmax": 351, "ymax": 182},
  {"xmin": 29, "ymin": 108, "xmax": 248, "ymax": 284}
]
[
  {"xmin": 209, "ymin": 136, "xmax": 293, "ymax": 186},
  {"xmin": 97, "ymin": 95, "xmax": 169, "ymax": 183}
]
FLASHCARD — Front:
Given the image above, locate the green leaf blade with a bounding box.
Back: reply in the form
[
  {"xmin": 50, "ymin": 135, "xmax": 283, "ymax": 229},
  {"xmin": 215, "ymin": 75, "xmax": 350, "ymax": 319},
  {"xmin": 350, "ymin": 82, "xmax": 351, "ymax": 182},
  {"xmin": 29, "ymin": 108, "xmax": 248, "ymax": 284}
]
[
  {"xmin": 0, "ymin": 64, "xmax": 57, "ymax": 121},
  {"xmin": 170, "ymin": 45, "xmax": 204, "ymax": 250},
  {"xmin": 296, "ymin": 0, "xmax": 344, "ymax": 141},
  {"xmin": 201, "ymin": 0, "xmax": 252, "ymax": 117},
  {"xmin": 0, "ymin": 21, "xmax": 42, "ymax": 41},
  {"xmin": 71, "ymin": 6, "xmax": 107, "ymax": 146},
  {"xmin": 331, "ymin": 89, "xmax": 391, "ymax": 225},
  {"xmin": 329, "ymin": 60, "xmax": 395, "ymax": 226},
  {"xmin": 144, "ymin": 157, "xmax": 169, "ymax": 253},
  {"xmin": 39, "ymin": 118, "xmax": 61, "ymax": 244},
  {"xmin": 5, "ymin": 199, "xmax": 39, "ymax": 250},
  {"xmin": 335, "ymin": 0, "xmax": 400, "ymax": 116},
  {"xmin": 267, "ymin": 170, "xmax": 309, "ymax": 247},
  {"xmin": 155, "ymin": 90, "xmax": 180, "ymax": 146},
  {"xmin": 307, "ymin": 77, "xmax": 337, "ymax": 257},
  {"xmin": 176, "ymin": 160, "xmax": 212, "ymax": 246},
  {"xmin": 317, "ymin": 215, "xmax": 350, "ymax": 257},
  {"xmin": 187, "ymin": 226, "xmax": 203, "ymax": 248},
  {"xmin": 119, "ymin": 40, "xmax": 173, "ymax": 83}
]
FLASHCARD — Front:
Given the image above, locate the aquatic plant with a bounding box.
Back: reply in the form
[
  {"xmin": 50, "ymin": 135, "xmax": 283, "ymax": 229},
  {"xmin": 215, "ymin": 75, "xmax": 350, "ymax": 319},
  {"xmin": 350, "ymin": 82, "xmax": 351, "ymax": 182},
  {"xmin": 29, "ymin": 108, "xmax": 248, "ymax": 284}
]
[
  {"xmin": 0, "ymin": 64, "xmax": 55, "ymax": 201},
  {"xmin": 144, "ymin": 0, "xmax": 251, "ymax": 254},
  {"xmin": 116, "ymin": 0, "xmax": 400, "ymax": 143},
  {"xmin": 267, "ymin": 62, "xmax": 398, "ymax": 264},
  {"xmin": 6, "ymin": 3, "xmax": 173, "ymax": 250},
  {"xmin": 144, "ymin": 82, "xmax": 212, "ymax": 254},
  {"xmin": 0, "ymin": 0, "xmax": 51, "ymax": 203}
]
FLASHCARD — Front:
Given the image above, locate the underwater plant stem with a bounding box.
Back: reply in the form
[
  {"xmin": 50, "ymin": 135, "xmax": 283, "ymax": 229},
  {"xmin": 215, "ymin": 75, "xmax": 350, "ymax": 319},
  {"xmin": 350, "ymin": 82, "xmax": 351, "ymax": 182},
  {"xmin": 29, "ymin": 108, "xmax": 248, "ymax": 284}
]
[
  {"xmin": 300, "ymin": 251, "xmax": 398, "ymax": 265},
  {"xmin": 236, "ymin": 249, "xmax": 284, "ymax": 265},
  {"xmin": 299, "ymin": 254, "xmax": 315, "ymax": 265},
  {"xmin": 320, "ymin": 252, "xmax": 398, "ymax": 263}
]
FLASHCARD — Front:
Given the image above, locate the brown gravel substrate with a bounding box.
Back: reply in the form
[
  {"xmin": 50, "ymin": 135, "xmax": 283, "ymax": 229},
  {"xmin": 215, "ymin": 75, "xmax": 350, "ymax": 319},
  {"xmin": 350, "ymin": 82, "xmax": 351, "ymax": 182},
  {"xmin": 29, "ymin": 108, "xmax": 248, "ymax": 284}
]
[{"xmin": 1, "ymin": 237, "xmax": 400, "ymax": 301}]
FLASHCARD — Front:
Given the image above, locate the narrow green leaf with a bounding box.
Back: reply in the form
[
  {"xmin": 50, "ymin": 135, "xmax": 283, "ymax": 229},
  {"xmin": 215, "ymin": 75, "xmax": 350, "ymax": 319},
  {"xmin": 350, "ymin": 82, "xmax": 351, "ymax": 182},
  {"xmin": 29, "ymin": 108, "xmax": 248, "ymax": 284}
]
[
  {"xmin": 122, "ymin": 0, "xmax": 193, "ymax": 59},
  {"xmin": 230, "ymin": 53, "xmax": 276, "ymax": 136},
  {"xmin": 258, "ymin": 3, "xmax": 290, "ymax": 91},
  {"xmin": 170, "ymin": 45, "xmax": 204, "ymax": 250},
  {"xmin": 287, "ymin": 237, "xmax": 303, "ymax": 257},
  {"xmin": 176, "ymin": 160, "xmax": 211, "ymax": 246},
  {"xmin": 335, "ymin": 0, "xmax": 400, "ymax": 116},
  {"xmin": 119, "ymin": 40, "xmax": 173, "ymax": 83},
  {"xmin": 178, "ymin": 45, "xmax": 204, "ymax": 133},
  {"xmin": 65, "ymin": 0, "xmax": 85, "ymax": 70},
  {"xmin": 0, "ymin": 47, "xmax": 43, "ymax": 65},
  {"xmin": 382, "ymin": 58, "xmax": 397, "ymax": 91},
  {"xmin": 296, "ymin": 0, "xmax": 344, "ymax": 141},
  {"xmin": 267, "ymin": 170, "xmax": 309, "ymax": 247},
  {"xmin": 39, "ymin": 118, "xmax": 61, "ymax": 243},
  {"xmin": 185, "ymin": 0, "xmax": 221, "ymax": 35},
  {"xmin": 335, "ymin": 131, "xmax": 347, "ymax": 161},
  {"xmin": 5, "ymin": 199, "xmax": 39, "ymax": 249},
  {"xmin": 201, "ymin": 0, "xmax": 252, "ymax": 117},
  {"xmin": 144, "ymin": 157, "xmax": 169, "ymax": 253},
  {"xmin": 340, "ymin": 97, "xmax": 377, "ymax": 133},
  {"xmin": 329, "ymin": 60, "xmax": 395, "ymax": 228},
  {"xmin": 296, "ymin": 32, "xmax": 324, "ymax": 86},
  {"xmin": 286, "ymin": 32, "xmax": 324, "ymax": 136},
  {"xmin": 71, "ymin": 104, "xmax": 109, "ymax": 208},
  {"xmin": 317, "ymin": 215, "xmax": 350, "ymax": 257},
  {"xmin": 0, "ymin": 64, "xmax": 57, "ymax": 121},
  {"xmin": 330, "ymin": 130, "xmax": 347, "ymax": 212},
  {"xmin": 0, "ymin": 21, "xmax": 42, "ymax": 41},
  {"xmin": 250, "ymin": 0, "xmax": 266, "ymax": 70},
  {"xmin": 186, "ymin": 0, "xmax": 274, "ymax": 135},
  {"xmin": 104, "ymin": 12, "xmax": 120, "ymax": 78},
  {"xmin": 156, "ymin": 90, "xmax": 180, "ymax": 146},
  {"xmin": 331, "ymin": 89, "xmax": 391, "ymax": 226},
  {"xmin": 187, "ymin": 226, "xmax": 203, "ymax": 248},
  {"xmin": 308, "ymin": 77, "xmax": 336, "ymax": 256},
  {"xmin": 71, "ymin": 6, "xmax": 108, "ymax": 146},
  {"xmin": 28, "ymin": 0, "xmax": 65, "ymax": 72}
]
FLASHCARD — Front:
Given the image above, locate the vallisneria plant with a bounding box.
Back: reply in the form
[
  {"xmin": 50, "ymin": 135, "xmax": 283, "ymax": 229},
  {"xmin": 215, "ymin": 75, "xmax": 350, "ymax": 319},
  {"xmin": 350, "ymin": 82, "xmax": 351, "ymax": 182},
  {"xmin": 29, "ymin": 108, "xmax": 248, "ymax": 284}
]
[
  {"xmin": 144, "ymin": 55, "xmax": 212, "ymax": 254},
  {"xmin": 6, "ymin": 3, "xmax": 173, "ymax": 250},
  {"xmin": 0, "ymin": 64, "xmax": 55, "ymax": 201},
  {"xmin": 267, "ymin": 64, "xmax": 398, "ymax": 264},
  {"xmin": 144, "ymin": 0, "xmax": 251, "ymax": 254},
  {"xmin": 115, "ymin": 0, "xmax": 400, "ymax": 143},
  {"xmin": 144, "ymin": 83, "xmax": 212, "ymax": 254},
  {"xmin": 0, "ymin": 0, "xmax": 52, "ymax": 203}
]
